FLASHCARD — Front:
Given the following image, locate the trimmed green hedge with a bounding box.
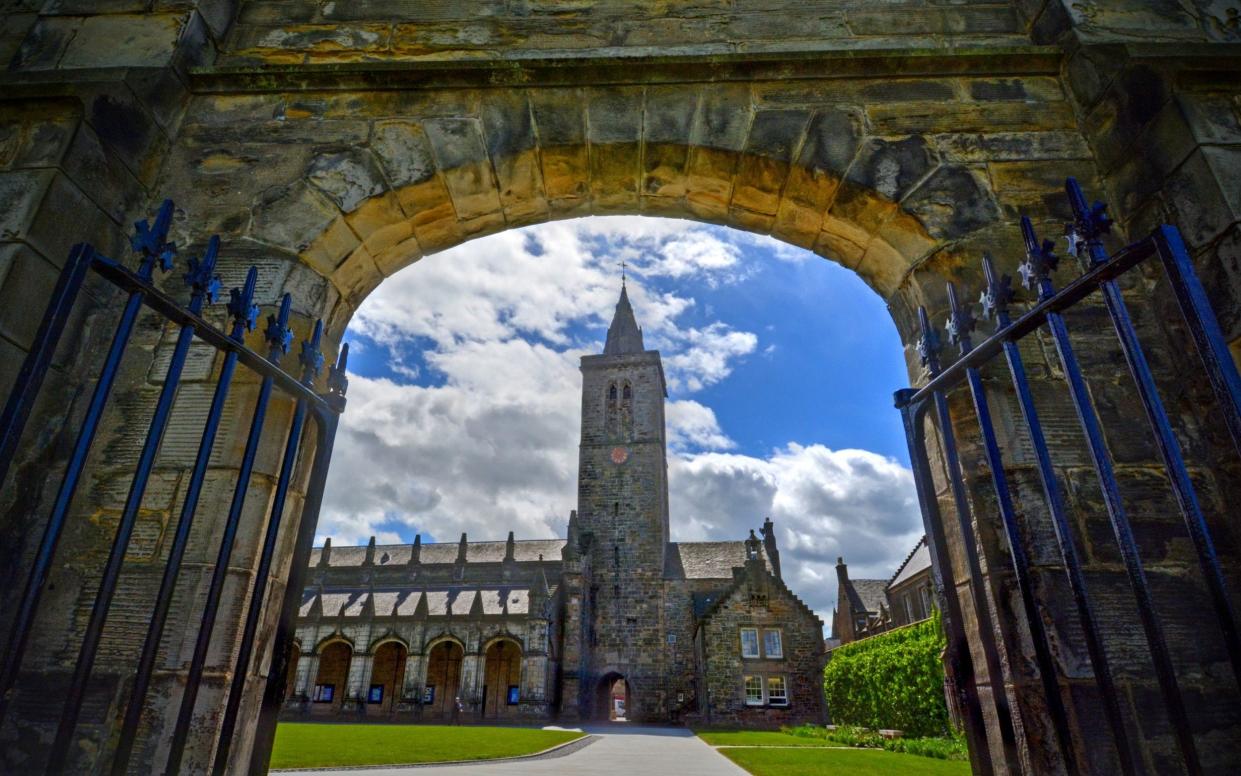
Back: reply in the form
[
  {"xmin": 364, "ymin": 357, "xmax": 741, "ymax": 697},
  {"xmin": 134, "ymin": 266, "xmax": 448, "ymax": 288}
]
[{"xmin": 823, "ymin": 611, "xmax": 951, "ymax": 738}]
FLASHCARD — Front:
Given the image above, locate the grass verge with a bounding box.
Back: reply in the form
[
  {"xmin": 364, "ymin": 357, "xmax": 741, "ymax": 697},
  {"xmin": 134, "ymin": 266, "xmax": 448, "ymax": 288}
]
[
  {"xmin": 695, "ymin": 729, "xmax": 847, "ymax": 747},
  {"xmin": 270, "ymin": 723, "xmax": 584, "ymax": 769},
  {"xmin": 719, "ymin": 747, "xmax": 971, "ymax": 775}
]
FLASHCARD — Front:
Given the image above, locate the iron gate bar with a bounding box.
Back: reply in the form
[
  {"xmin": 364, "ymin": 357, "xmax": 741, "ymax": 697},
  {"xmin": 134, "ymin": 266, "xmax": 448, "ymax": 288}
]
[
  {"xmin": 915, "ymin": 306, "xmax": 1023, "ymax": 773},
  {"xmin": 0, "ymin": 244, "xmax": 93, "ymax": 490},
  {"xmin": 1152, "ymin": 225, "xmax": 1241, "ymax": 459},
  {"xmin": 978, "ymin": 254, "xmax": 1136, "ymax": 772},
  {"xmin": 46, "ymin": 237, "xmax": 223, "ymax": 773},
  {"xmin": 211, "ymin": 321, "xmax": 327, "ymax": 775},
  {"xmin": 0, "ymin": 201, "xmax": 177, "ymax": 725},
  {"xmin": 166, "ymin": 293, "xmax": 295, "ymax": 775},
  {"xmin": 894, "ymin": 393, "xmax": 995, "ymax": 776},
  {"xmin": 250, "ymin": 356, "xmax": 346, "ymax": 775},
  {"xmin": 111, "ymin": 266, "xmax": 262, "ymax": 775},
  {"xmin": 898, "ymin": 237, "xmax": 1152, "ymax": 409},
  {"xmin": 89, "ymin": 258, "xmax": 334, "ymax": 419},
  {"xmin": 1018, "ymin": 216, "xmax": 1202, "ymax": 775},
  {"xmin": 1065, "ymin": 179, "xmax": 1241, "ymax": 693},
  {"xmin": 943, "ymin": 281, "xmax": 1079, "ymax": 773}
]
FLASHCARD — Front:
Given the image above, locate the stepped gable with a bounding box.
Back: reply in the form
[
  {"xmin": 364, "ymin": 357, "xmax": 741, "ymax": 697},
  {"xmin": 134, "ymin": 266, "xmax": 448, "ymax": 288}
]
[
  {"xmin": 694, "ymin": 553, "xmax": 822, "ymax": 627},
  {"xmin": 665, "ymin": 541, "xmax": 771, "ymax": 580}
]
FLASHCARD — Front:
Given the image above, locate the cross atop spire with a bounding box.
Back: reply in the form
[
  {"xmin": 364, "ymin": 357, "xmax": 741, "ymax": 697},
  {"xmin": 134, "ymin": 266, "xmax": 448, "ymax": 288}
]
[{"xmin": 603, "ymin": 282, "xmax": 645, "ymax": 355}]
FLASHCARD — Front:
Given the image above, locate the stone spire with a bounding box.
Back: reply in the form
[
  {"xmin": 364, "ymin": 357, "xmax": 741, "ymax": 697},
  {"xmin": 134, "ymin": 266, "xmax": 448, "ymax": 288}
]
[{"xmin": 603, "ymin": 282, "xmax": 645, "ymax": 355}]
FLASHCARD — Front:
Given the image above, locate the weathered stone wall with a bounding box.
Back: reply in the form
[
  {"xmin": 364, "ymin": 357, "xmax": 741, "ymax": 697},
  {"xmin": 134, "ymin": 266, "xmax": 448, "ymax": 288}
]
[
  {"xmin": 0, "ymin": 1, "xmax": 1239, "ymax": 774},
  {"xmin": 694, "ymin": 562, "xmax": 826, "ymax": 728},
  {"xmin": 220, "ymin": 0, "xmax": 1029, "ymax": 65}
]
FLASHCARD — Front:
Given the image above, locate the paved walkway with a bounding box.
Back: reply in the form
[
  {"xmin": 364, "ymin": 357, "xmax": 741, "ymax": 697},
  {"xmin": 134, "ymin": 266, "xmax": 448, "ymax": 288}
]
[{"xmin": 279, "ymin": 725, "xmax": 748, "ymax": 775}]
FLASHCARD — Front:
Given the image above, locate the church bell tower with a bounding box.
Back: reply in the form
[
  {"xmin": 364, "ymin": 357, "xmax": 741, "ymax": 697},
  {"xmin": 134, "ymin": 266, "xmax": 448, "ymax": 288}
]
[{"xmin": 575, "ymin": 282, "xmax": 670, "ymax": 706}]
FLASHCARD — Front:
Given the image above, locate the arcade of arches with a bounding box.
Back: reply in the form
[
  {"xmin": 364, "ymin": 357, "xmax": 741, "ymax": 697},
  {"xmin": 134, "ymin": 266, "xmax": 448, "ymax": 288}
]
[{"xmin": 1, "ymin": 2, "xmax": 1241, "ymax": 774}]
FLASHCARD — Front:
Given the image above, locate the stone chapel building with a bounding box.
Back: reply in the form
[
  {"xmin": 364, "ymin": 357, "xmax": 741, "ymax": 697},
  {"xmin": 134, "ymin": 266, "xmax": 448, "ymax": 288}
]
[{"xmin": 283, "ymin": 286, "xmax": 825, "ymax": 727}]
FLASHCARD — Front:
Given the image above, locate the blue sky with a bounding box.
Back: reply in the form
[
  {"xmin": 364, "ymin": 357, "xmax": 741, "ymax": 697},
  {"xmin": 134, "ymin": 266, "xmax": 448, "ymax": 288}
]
[{"xmin": 320, "ymin": 217, "xmax": 922, "ymax": 623}]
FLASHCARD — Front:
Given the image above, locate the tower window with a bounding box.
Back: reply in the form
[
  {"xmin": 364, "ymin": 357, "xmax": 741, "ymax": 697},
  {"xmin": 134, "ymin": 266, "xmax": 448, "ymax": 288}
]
[{"xmin": 622, "ymin": 384, "xmax": 631, "ymax": 400}]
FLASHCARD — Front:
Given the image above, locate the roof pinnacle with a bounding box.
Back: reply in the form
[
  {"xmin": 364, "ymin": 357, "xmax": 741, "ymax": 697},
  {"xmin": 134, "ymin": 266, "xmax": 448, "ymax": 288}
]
[{"xmin": 603, "ymin": 280, "xmax": 645, "ymax": 355}]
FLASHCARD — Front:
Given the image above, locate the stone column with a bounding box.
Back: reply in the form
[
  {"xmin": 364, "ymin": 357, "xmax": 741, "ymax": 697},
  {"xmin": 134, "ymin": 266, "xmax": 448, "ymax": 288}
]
[
  {"xmin": 293, "ymin": 653, "xmax": 319, "ymax": 700},
  {"xmin": 402, "ymin": 653, "xmax": 425, "ymax": 704},
  {"xmin": 460, "ymin": 653, "xmax": 483, "ymax": 716},
  {"xmin": 344, "ymin": 653, "xmax": 374, "ymax": 711}
]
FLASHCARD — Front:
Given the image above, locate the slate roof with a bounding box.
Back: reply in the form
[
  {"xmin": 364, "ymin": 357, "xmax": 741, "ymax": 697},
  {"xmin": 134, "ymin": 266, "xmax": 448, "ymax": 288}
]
[
  {"xmin": 844, "ymin": 578, "xmax": 889, "ymax": 615},
  {"xmin": 308, "ymin": 539, "xmax": 566, "ymax": 567},
  {"xmin": 665, "ymin": 541, "xmax": 769, "ymax": 580},
  {"xmin": 300, "ymin": 586, "xmax": 536, "ymax": 617},
  {"xmin": 888, "ymin": 536, "xmax": 931, "ymax": 590}
]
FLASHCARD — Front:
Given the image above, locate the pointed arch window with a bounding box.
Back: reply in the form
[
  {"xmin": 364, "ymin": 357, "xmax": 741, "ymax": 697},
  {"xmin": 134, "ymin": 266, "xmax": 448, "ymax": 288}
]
[
  {"xmin": 620, "ymin": 381, "xmax": 634, "ymax": 438},
  {"xmin": 606, "ymin": 382, "xmax": 619, "ymax": 436}
]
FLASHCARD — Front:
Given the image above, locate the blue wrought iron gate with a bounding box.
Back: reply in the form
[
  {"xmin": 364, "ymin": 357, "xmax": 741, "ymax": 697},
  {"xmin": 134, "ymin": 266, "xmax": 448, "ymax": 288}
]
[
  {"xmin": 896, "ymin": 179, "xmax": 1241, "ymax": 776},
  {"xmin": 0, "ymin": 201, "xmax": 347, "ymax": 774}
]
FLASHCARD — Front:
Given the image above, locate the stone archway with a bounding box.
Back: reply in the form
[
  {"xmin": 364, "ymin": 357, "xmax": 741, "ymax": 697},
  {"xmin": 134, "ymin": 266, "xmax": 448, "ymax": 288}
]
[
  {"xmin": 480, "ymin": 638, "xmax": 522, "ymax": 720},
  {"xmin": 424, "ymin": 639, "xmax": 464, "ymax": 720},
  {"xmin": 370, "ymin": 640, "xmax": 407, "ymax": 714},
  {"xmin": 594, "ymin": 673, "xmax": 632, "ymax": 722},
  {"xmin": 0, "ymin": 5, "xmax": 1239, "ymax": 774},
  {"xmin": 312, "ymin": 640, "xmax": 352, "ymax": 714}
]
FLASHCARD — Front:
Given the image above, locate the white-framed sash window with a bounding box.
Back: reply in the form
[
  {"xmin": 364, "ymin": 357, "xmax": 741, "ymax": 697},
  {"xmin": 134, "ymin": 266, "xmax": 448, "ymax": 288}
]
[
  {"xmin": 767, "ymin": 676, "xmax": 789, "ymax": 706},
  {"xmin": 744, "ymin": 675, "xmax": 764, "ymax": 705},
  {"xmin": 740, "ymin": 627, "xmax": 760, "ymax": 658},
  {"xmin": 763, "ymin": 628, "xmax": 783, "ymax": 658}
]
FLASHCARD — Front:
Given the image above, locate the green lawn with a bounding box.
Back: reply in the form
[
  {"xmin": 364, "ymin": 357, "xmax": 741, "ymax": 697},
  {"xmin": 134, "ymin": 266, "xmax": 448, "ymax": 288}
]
[
  {"xmin": 696, "ymin": 729, "xmax": 846, "ymax": 747},
  {"xmin": 719, "ymin": 747, "xmax": 972, "ymax": 776},
  {"xmin": 269, "ymin": 723, "xmax": 584, "ymax": 769}
]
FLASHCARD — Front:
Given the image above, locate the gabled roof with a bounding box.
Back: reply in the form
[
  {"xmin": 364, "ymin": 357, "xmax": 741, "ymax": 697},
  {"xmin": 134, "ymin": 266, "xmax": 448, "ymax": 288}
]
[
  {"xmin": 888, "ymin": 536, "xmax": 931, "ymax": 590},
  {"xmin": 844, "ymin": 578, "xmax": 888, "ymax": 615},
  {"xmin": 665, "ymin": 541, "xmax": 769, "ymax": 580}
]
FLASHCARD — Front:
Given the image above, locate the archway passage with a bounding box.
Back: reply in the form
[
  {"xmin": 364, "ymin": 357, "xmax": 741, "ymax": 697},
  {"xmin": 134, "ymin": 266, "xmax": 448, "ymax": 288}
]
[
  {"xmin": 370, "ymin": 641, "xmax": 407, "ymax": 713},
  {"xmin": 424, "ymin": 640, "xmax": 463, "ymax": 720},
  {"xmin": 594, "ymin": 673, "xmax": 631, "ymax": 722},
  {"xmin": 481, "ymin": 639, "xmax": 522, "ymax": 720},
  {"xmin": 313, "ymin": 641, "xmax": 351, "ymax": 714}
]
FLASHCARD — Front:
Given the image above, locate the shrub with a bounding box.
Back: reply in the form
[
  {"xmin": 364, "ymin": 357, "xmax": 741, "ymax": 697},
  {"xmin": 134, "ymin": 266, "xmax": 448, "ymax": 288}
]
[
  {"xmin": 883, "ymin": 733, "xmax": 968, "ymax": 761},
  {"xmin": 822, "ymin": 609, "xmax": 951, "ymax": 738},
  {"xmin": 782, "ymin": 724, "xmax": 967, "ymax": 762}
]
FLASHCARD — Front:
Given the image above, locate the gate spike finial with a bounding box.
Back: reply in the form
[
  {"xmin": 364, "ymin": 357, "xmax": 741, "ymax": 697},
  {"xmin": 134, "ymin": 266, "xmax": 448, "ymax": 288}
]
[
  {"xmin": 945, "ymin": 281, "xmax": 976, "ymax": 355},
  {"xmin": 183, "ymin": 236, "xmax": 222, "ymax": 315},
  {"xmin": 131, "ymin": 199, "xmax": 177, "ymax": 279},
  {"xmin": 1019, "ymin": 216, "xmax": 1059, "ymax": 299},
  {"xmin": 264, "ymin": 293, "xmax": 294, "ymax": 362},
  {"xmin": 299, "ymin": 319, "xmax": 325, "ymax": 386},
  {"xmin": 1064, "ymin": 177, "xmax": 1112, "ymax": 262},
  {"xmin": 979, "ymin": 253, "xmax": 1014, "ymax": 327},
  {"xmin": 226, "ymin": 267, "xmax": 261, "ymax": 340},
  {"xmin": 328, "ymin": 343, "xmax": 350, "ymax": 399},
  {"xmin": 915, "ymin": 305, "xmax": 942, "ymax": 373}
]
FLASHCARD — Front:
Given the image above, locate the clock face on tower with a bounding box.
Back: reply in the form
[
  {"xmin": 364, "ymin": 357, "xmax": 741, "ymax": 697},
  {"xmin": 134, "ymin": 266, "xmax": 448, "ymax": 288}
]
[{"xmin": 610, "ymin": 446, "xmax": 630, "ymax": 465}]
